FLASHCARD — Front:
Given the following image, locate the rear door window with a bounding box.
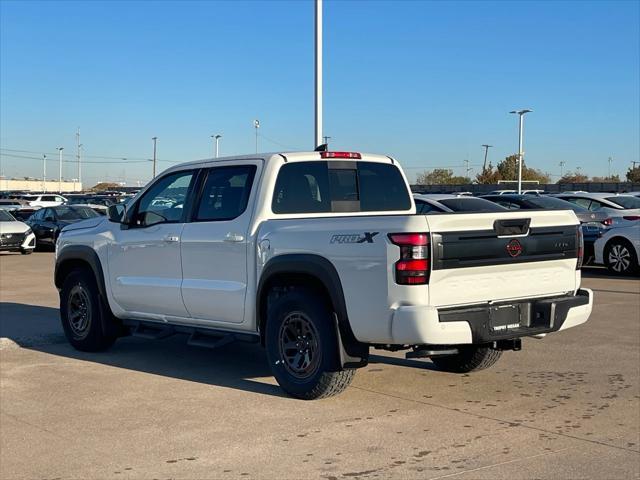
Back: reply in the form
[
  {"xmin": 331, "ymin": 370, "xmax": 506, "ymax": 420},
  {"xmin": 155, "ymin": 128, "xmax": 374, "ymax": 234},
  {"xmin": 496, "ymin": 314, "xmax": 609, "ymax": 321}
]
[
  {"xmin": 195, "ymin": 165, "xmax": 257, "ymax": 221},
  {"xmin": 272, "ymin": 161, "xmax": 411, "ymax": 214}
]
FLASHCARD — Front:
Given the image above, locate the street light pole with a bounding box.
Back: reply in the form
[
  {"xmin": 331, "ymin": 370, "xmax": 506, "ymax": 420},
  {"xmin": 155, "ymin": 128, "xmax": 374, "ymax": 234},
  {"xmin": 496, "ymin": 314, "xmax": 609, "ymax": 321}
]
[
  {"xmin": 559, "ymin": 161, "xmax": 566, "ymax": 178},
  {"xmin": 42, "ymin": 154, "xmax": 47, "ymax": 192},
  {"xmin": 509, "ymin": 109, "xmax": 532, "ymax": 194},
  {"xmin": 254, "ymin": 120, "xmax": 260, "ymax": 154},
  {"xmin": 57, "ymin": 147, "xmax": 64, "ymax": 193},
  {"xmin": 315, "ymin": 0, "xmax": 323, "ymax": 148},
  {"xmin": 608, "ymin": 156, "xmax": 612, "ymax": 179},
  {"xmin": 152, "ymin": 137, "xmax": 157, "ymax": 178},
  {"xmin": 481, "ymin": 144, "xmax": 493, "ymax": 171},
  {"xmin": 212, "ymin": 134, "xmax": 222, "ymax": 158}
]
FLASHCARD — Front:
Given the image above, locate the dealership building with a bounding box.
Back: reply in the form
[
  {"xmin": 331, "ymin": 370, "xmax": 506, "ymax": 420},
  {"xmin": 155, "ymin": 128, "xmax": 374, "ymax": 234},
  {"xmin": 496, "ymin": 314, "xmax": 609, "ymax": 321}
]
[{"xmin": 0, "ymin": 178, "xmax": 83, "ymax": 193}]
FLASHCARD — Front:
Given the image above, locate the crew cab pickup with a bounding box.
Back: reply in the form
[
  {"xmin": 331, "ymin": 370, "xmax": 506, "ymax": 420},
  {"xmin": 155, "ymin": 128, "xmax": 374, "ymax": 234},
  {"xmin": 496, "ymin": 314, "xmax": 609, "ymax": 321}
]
[{"xmin": 54, "ymin": 151, "xmax": 593, "ymax": 399}]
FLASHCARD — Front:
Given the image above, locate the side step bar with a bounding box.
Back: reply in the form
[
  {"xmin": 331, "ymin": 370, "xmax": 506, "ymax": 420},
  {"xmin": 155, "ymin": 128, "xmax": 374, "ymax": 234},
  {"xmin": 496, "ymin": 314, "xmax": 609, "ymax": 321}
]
[
  {"xmin": 123, "ymin": 320, "xmax": 259, "ymax": 350},
  {"xmin": 406, "ymin": 347, "xmax": 459, "ymax": 359}
]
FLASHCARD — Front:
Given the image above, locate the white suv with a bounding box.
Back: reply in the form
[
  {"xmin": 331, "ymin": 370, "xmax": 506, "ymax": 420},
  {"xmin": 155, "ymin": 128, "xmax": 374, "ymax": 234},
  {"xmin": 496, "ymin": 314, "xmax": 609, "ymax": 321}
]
[{"xmin": 21, "ymin": 194, "xmax": 67, "ymax": 208}]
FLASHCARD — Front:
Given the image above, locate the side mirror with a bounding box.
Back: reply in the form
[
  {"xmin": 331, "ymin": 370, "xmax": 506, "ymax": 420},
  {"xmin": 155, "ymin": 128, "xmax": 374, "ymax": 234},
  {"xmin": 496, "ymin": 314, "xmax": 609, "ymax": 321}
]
[{"xmin": 107, "ymin": 204, "xmax": 126, "ymax": 223}]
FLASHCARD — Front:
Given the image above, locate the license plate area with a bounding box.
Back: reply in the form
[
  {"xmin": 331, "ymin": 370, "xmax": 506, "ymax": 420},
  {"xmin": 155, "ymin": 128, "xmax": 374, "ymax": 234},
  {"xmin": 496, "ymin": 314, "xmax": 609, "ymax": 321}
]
[{"xmin": 489, "ymin": 305, "xmax": 522, "ymax": 333}]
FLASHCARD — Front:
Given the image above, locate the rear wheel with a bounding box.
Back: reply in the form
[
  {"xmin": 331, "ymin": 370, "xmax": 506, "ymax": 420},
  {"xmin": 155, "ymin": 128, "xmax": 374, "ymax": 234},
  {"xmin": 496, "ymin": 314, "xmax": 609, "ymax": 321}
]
[
  {"xmin": 604, "ymin": 239, "xmax": 638, "ymax": 275},
  {"xmin": 265, "ymin": 289, "xmax": 355, "ymax": 399},
  {"xmin": 430, "ymin": 345, "xmax": 502, "ymax": 373},
  {"xmin": 60, "ymin": 269, "xmax": 117, "ymax": 351}
]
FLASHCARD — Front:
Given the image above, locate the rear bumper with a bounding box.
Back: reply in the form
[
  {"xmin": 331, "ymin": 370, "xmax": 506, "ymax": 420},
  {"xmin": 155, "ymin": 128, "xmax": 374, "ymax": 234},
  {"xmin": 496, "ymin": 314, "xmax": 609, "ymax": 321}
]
[{"xmin": 390, "ymin": 288, "xmax": 593, "ymax": 345}]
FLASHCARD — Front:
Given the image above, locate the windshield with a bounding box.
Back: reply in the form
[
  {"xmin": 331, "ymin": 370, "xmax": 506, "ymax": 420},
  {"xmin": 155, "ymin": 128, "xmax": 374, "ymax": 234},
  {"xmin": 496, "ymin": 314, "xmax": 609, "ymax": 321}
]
[
  {"xmin": 605, "ymin": 196, "xmax": 640, "ymax": 209},
  {"xmin": 524, "ymin": 196, "xmax": 587, "ymax": 212},
  {"xmin": 0, "ymin": 210, "xmax": 16, "ymax": 221},
  {"xmin": 438, "ymin": 198, "xmax": 506, "ymax": 212},
  {"xmin": 55, "ymin": 206, "xmax": 99, "ymax": 221}
]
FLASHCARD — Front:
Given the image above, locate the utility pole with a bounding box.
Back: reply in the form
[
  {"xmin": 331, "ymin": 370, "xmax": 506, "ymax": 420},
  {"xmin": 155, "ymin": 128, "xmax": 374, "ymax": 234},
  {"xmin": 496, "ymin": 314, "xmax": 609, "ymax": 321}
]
[
  {"xmin": 509, "ymin": 109, "xmax": 532, "ymax": 194},
  {"xmin": 559, "ymin": 161, "xmax": 566, "ymax": 178},
  {"xmin": 481, "ymin": 144, "xmax": 493, "ymax": 171},
  {"xmin": 152, "ymin": 137, "xmax": 157, "ymax": 178},
  {"xmin": 76, "ymin": 128, "xmax": 81, "ymax": 186},
  {"xmin": 254, "ymin": 120, "xmax": 260, "ymax": 154},
  {"xmin": 79, "ymin": 144, "xmax": 83, "ymax": 190},
  {"xmin": 57, "ymin": 147, "xmax": 64, "ymax": 193},
  {"xmin": 42, "ymin": 154, "xmax": 47, "ymax": 192},
  {"xmin": 315, "ymin": 0, "xmax": 323, "ymax": 148},
  {"xmin": 212, "ymin": 134, "xmax": 222, "ymax": 158},
  {"xmin": 463, "ymin": 159, "xmax": 472, "ymax": 179},
  {"xmin": 323, "ymin": 135, "xmax": 331, "ymax": 148},
  {"xmin": 608, "ymin": 156, "xmax": 612, "ymax": 179}
]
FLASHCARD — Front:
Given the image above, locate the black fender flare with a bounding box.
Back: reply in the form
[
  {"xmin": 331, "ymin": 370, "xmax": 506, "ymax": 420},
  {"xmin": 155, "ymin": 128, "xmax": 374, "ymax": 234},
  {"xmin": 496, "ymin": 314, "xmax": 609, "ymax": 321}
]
[
  {"xmin": 257, "ymin": 254, "xmax": 368, "ymax": 368},
  {"xmin": 55, "ymin": 245, "xmax": 122, "ymax": 337}
]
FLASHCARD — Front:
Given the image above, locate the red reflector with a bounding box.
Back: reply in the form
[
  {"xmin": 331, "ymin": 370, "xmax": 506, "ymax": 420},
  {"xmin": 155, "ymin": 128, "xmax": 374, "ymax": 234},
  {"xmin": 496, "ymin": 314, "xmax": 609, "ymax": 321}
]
[
  {"xmin": 623, "ymin": 216, "xmax": 640, "ymax": 221},
  {"xmin": 320, "ymin": 151, "xmax": 362, "ymax": 159},
  {"xmin": 404, "ymin": 276, "xmax": 427, "ymax": 285},
  {"xmin": 396, "ymin": 259, "xmax": 429, "ymax": 271},
  {"xmin": 602, "ymin": 218, "xmax": 614, "ymax": 226},
  {"xmin": 389, "ymin": 233, "xmax": 429, "ymax": 246}
]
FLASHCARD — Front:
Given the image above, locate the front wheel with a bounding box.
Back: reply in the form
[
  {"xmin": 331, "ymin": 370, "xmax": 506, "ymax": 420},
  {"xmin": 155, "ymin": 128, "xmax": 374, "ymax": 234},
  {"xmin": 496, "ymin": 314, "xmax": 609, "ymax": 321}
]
[
  {"xmin": 265, "ymin": 289, "xmax": 355, "ymax": 399},
  {"xmin": 60, "ymin": 269, "xmax": 117, "ymax": 352},
  {"xmin": 605, "ymin": 239, "xmax": 639, "ymax": 275},
  {"xmin": 430, "ymin": 345, "xmax": 502, "ymax": 373}
]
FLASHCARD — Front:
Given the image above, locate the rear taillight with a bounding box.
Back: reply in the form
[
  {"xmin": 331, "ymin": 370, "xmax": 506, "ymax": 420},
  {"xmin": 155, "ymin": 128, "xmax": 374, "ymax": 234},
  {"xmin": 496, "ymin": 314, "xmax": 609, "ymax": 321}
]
[
  {"xmin": 576, "ymin": 227, "xmax": 584, "ymax": 270},
  {"xmin": 602, "ymin": 218, "xmax": 614, "ymax": 226},
  {"xmin": 623, "ymin": 215, "xmax": 640, "ymax": 221},
  {"xmin": 389, "ymin": 233, "xmax": 430, "ymax": 285}
]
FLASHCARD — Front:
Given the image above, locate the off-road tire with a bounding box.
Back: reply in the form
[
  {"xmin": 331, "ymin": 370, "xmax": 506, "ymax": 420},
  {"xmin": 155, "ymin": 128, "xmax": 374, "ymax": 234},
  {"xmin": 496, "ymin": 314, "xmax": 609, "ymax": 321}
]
[
  {"xmin": 60, "ymin": 268, "xmax": 117, "ymax": 352},
  {"xmin": 265, "ymin": 289, "xmax": 355, "ymax": 400},
  {"xmin": 604, "ymin": 238, "xmax": 639, "ymax": 275},
  {"xmin": 430, "ymin": 345, "xmax": 502, "ymax": 373}
]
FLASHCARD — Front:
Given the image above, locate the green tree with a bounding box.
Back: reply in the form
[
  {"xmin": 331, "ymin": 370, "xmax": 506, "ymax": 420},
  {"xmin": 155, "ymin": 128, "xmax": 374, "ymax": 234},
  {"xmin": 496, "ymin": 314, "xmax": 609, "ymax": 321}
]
[
  {"xmin": 475, "ymin": 162, "xmax": 502, "ymax": 184},
  {"xmin": 415, "ymin": 168, "xmax": 470, "ymax": 185},
  {"xmin": 626, "ymin": 166, "xmax": 640, "ymax": 182},
  {"xmin": 495, "ymin": 155, "xmax": 551, "ymax": 184},
  {"xmin": 591, "ymin": 175, "xmax": 621, "ymax": 183},
  {"xmin": 558, "ymin": 171, "xmax": 590, "ymax": 184}
]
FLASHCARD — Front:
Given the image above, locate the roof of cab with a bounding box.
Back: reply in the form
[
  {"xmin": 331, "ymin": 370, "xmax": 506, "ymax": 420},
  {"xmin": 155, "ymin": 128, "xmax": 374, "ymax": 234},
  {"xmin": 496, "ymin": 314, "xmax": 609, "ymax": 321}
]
[{"xmin": 164, "ymin": 151, "xmax": 396, "ymax": 172}]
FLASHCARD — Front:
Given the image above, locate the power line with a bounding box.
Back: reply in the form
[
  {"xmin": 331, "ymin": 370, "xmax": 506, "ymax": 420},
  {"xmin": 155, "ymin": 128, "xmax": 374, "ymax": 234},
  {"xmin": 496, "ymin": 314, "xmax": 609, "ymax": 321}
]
[{"xmin": 0, "ymin": 153, "xmax": 151, "ymax": 164}]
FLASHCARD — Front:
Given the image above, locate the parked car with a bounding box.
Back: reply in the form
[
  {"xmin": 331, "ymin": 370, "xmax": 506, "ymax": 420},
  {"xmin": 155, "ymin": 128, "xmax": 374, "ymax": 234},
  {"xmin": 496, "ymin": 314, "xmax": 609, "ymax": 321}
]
[
  {"xmin": 27, "ymin": 205, "xmax": 99, "ymax": 249},
  {"xmin": 55, "ymin": 150, "xmax": 592, "ymax": 399},
  {"xmin": 554, "ymin": 192, "xmax": 640, "ymax": 219},
  {"xmin": 18, "ymin": 194, "xmax": 67, "ymax": 208},
  {"xmin": 0, "ymin": 209, "xmax": 36, "ymax": 254},
  {"xmin": 480, "ymin": 194, "xmax": 609, "ymax": 261},
  {"xmin": 0, "ymin": 199, "xmax": 28, "ymax": 212},
  {"xmin": 594, "ymin": 222, "xmax": 640, "ymax": 275},
  {"xmin": 414, "ymin": 194, "xmax": 507, "ymax": 213},
  {"xmin": 65, "ymin": 196, "xmax": 116, "ymax": 215}
]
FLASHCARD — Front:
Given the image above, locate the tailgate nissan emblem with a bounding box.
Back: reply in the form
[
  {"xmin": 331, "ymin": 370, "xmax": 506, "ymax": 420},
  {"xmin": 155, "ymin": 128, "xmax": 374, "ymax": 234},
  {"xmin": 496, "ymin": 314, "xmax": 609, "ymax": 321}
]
[{"xmin": 506, "ymin": 239, "xmax": 523, "ymax": 258}]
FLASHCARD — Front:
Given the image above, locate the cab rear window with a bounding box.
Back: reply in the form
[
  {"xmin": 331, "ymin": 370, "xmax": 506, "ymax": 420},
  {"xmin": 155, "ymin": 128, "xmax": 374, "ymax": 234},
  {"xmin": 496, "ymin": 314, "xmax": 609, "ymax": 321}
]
[{"xmin": 272, "ymin": 161, "xmax": 411, "ymax": 214}]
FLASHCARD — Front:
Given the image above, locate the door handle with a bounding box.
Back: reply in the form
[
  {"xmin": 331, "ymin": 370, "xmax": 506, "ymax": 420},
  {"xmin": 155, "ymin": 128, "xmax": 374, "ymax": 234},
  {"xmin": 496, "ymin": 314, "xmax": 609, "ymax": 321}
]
[
  {"xmin": 224, "ymin": 232, "xmax": 245, "ymax": 242},
  {"xmin": 163, "ymin": 235, "xmax": 180, "ymax": 243}
]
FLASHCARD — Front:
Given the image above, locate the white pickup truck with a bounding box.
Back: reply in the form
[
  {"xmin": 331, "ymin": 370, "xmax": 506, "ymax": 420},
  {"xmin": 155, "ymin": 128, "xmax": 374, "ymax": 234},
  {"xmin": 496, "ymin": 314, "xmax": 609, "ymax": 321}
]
[{"xmin": 55, "ymin": 151, "xmax": 593, "ymax": 399}]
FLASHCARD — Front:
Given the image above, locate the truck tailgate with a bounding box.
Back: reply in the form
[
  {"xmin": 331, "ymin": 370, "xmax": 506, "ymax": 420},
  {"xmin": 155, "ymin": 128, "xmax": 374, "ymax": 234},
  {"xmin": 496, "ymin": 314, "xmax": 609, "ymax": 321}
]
[{"xmin": 425, "ymin": 210, "xmax": 580, "ymax": 307}]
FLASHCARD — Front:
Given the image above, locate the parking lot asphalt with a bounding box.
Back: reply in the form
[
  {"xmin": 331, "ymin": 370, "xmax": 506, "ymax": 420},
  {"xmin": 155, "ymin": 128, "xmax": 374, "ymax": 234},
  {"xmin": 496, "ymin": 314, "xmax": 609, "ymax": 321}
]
[{"xmin": 0, "ymin": 252, "xmax": 639, "ymax": 480}]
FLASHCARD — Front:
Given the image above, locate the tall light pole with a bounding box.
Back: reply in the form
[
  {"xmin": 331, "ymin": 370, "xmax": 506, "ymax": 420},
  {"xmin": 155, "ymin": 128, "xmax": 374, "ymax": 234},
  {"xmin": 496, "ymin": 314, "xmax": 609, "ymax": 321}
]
[
  {"xmin": 315, "ymin": 0, "xmax": 323, "ymax": 148},
  {"xmin": 481, "ymin": 144, "xmax": 493, "ymax": 171},
  {"xmin": 152, "ymin": 137, "xmax": 157, "ymax": 178},
  {"xmin": 509, "ymin": 109, "xmax": 532, "ymax": 194},
  {"xmin": 57, "ymin": 147, "xmax": 64, "ymax": 193},
  {"xmin": 76, "ymin": 127, "xmax": 81, "ymax": 186},
  {"xmin": 42, "ymin": 154, "xmax": 47, "ymax": 192},
  {"xmin": 559, "ymin": 161, "xmax": 566, "ymax": 178},
  {"xmin": 212, "ymin": 134, "xmax": 222, "ymax": 158},
  {"xmin": 78, "ymin": 144, "xmax": 83, "ymax": 190},
  {"xmin": 254, "ymin": 120, "xmax": 260, "ymax": 154},
  {"xmin": 608, "ymin": 156, "xmax": 612, "ymax": 179}
]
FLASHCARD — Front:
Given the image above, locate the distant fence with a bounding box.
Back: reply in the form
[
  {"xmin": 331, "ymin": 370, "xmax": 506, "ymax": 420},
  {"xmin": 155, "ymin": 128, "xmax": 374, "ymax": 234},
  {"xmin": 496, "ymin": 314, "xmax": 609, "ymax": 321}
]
[{"xmin": 410, "ymin": 182, "xmax": 640, "ymax": 195}]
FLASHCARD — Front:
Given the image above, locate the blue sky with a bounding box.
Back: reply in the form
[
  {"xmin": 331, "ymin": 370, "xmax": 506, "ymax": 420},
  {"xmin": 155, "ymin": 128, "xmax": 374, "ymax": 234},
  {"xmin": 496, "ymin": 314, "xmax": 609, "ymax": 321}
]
[{"xmin": 1, "ymin": 0, "xmax": 638, "ymax": 186}]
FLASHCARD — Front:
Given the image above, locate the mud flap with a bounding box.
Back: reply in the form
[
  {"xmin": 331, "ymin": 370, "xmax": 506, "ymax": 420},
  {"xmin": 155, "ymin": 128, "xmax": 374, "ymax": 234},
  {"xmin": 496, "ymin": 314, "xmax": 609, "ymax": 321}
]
[{"xmin": 333, "ymin": 313, "xmax": 369, "ymax": 369}]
